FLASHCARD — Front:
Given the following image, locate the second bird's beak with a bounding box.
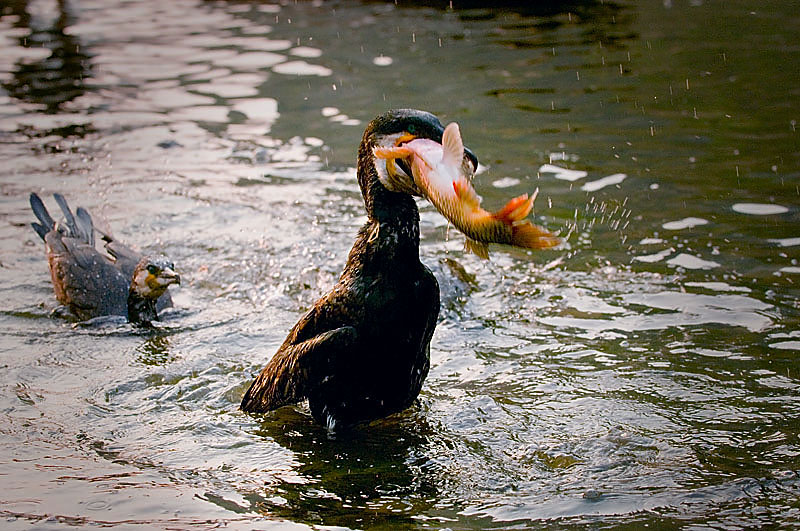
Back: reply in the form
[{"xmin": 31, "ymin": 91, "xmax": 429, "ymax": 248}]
[{"xmin": 159, "ymin": 268, "xmax": 181, "ymax": 286}]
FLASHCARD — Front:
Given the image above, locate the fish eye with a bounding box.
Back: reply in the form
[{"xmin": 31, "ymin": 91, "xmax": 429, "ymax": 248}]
[{"xmin": 146, "ymin": 264, "xmax": 158, "ymax": 275}]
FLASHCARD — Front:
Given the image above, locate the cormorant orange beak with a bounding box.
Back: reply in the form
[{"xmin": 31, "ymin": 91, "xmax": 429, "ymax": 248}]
[{"xmin": 395, "ymin": 133, "xmax": 417, "ymax": 145}]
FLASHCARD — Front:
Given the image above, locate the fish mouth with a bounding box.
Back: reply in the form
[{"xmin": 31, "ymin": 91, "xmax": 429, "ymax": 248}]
[
  {"xmin": 393, "ymin": 135, "xmax": 478, "ymax": 188},
  {"xmin": 393, "ymin": 133, "xmax": 417, "ymax": 182},
  {"xmin": 380, "ymin": 135, "xmax": 423, "ymax": 195},
  {"xmin": 396, "ymin": 157, "xmax": 414, "ymax": 180}
]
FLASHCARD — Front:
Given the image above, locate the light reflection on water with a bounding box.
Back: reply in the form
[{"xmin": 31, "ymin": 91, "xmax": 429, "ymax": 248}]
[{"xmin": 0, "ymin": 0, "xmax": 799, "ymax": 529}]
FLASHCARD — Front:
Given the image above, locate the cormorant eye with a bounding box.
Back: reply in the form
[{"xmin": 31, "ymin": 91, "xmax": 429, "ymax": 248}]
[
  {"xmin": 406, "ymin": 124, "xmax": 417, "ymax": 134},
  {"xmin": 146, "ymin": 264, "xmax": 158, "ymax": 275}
]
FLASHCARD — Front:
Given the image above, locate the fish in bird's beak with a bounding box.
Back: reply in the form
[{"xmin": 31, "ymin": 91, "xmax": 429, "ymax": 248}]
[
  {"xmin": 374, "ymin": 128, "xmax": 478, "ymax": 197},
  {"xmin": 375, "ymin": 132, "xmax": 425, "ymax": 196},
  {"xmin": 374, "ymin": 122, "xmax": 560, "ymax": 258},
  {"xmin": 393, "ymin": 133, "xmax": 418, "ymax": 184}
]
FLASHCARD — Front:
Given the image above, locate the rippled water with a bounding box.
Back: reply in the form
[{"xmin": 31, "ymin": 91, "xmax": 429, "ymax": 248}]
[{"xmin": 1, "ymin": 0, "xmax": 799, "ymax": 528}]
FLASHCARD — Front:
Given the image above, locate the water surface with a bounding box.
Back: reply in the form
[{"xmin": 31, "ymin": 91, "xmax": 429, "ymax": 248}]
[{"xmin": 1, "ymin": 0, "xmax": 799, "ymax": 528}]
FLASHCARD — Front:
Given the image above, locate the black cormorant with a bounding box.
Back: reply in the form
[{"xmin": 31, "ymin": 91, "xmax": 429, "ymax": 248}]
[{"xmin": 241, "ymin": 109, "xmax": 478, "ymax": 430}]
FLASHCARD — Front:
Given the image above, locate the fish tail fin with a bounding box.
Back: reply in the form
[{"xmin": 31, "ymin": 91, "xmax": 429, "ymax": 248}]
[
  {"xmin": 511, "ymin": 221, "xmax": 560, "ymax": 250},
  {"xmin": 464, "ymin": 238, "xmax": 490, "ymax": 259}
]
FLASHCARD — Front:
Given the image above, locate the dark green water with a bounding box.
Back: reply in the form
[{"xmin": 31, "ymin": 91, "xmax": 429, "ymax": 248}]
[{"xmin": 1, "ymin": 0, "xmax": 798, "ymax": 528}]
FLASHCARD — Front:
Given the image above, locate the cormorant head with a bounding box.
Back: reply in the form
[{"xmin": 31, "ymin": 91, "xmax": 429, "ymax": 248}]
[
  {"xmin": 130, "ymin": 256, "xmax": 180, "ymax": 300},
  {"xmin": 360, "ymin": 109, "xmax": 478, "ymax": 197}
]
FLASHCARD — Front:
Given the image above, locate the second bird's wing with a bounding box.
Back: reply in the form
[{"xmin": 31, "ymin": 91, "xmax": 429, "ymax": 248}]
[{"xmin": 46, "ymin": 232, "xmax": 130, "ymax": 319}]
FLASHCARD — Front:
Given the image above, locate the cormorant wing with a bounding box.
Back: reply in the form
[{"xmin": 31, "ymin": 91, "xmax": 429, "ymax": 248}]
[
  {"xmin": 240, "ymin": 304, "xmax": 358, "ymax": 413},
  {"xmin": 99, "ymin": 231, "xmax": 143, "ymax": 278},
  {"xmin": 46, "ymin": 233, "xmax": 130, "ymax": 319}
]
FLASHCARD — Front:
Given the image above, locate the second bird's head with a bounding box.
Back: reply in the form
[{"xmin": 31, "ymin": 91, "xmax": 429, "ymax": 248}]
[{"xmin": 130, "ymin": 257, "xmax": 180, "ymax": 300}]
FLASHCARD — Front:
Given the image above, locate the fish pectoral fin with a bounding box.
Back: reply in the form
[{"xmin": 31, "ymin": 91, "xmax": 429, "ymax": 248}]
[
  {"xmin": 464, "ymin": 238, "xmax": 490, "ymax": 259},
  {"xmin": 373, "ymin": 145, "xmax": 413, "ymax": 159},
  {"xmin": 441, "ymin": 122, "xmax": 464, "ymax": 168}
]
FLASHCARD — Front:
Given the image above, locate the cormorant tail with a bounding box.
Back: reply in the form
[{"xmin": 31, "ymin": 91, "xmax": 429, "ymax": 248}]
[
  {"xmin": 53, "ymin": 193, "xmax": 94, "ymax": 245},
  {"xmin": 29, "ymin": 193, "xmax": 55, "ymax": 241},
  {"xmin": 75, "ymin": 206, "xmax": 95, "ymax": 246},
  {"xmin": 53, "ymin": 193, "xmax": 78, "ymax": 237}
]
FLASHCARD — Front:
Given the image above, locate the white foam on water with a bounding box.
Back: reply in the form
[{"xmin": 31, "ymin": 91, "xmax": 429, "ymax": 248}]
[
  {"xmin": 662, "ymin": 217, "xmax": 708, "ymax": 230},
  {"xmin": 666, "ymin": 253, "xmax": 720, "ymax": 269},
  {"xmin": 273, "ymin": 60, "xmax": 332, "ymax": 76},
  {"xmin": 633, "ymin": 248, "xmax": 674, "ymax": 263},
  {"xmin": 581, "ymin": 173, "xmax": 627, "ymax": 192},
  {"xmin": 539, "ymin": 291, "xmax": 773, "ymax": 333},
  {"xmin": 492, "ymin": 177, "xmax": 521, "ymax": 188},
  {"xmin": 290, "ymin": 46, "xmax": 323, "ymax": 58},
  {"xmin": 684, "ymin": 282, "xmax": 751, "ymax": 293},
  {"xmin": 769, "ymin": 341, "xmax": 800, "ymax": 350},
  {"xmin": 538, "ymin": 164, "xmax": 588, "ymax": 182},
  {"xmin": 769, "ymin": 237, "xmax": 800, "ymax": 247},
  {"xmin": 373, "ymin": 56, "xmax": 393, "ymax": 66},
  {"xmin": 732, "ymin": 203, "xmax": 789, "ymax": 215}
]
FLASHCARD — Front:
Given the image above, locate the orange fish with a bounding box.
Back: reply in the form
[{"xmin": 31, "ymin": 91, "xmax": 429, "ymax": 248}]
[{"xmin": 374, "ymin": 122, "xmax": 559, "ymax": 258}]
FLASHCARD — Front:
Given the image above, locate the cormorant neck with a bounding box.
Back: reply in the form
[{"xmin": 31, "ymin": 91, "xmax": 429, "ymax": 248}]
[
  {"xmin": 127, "ymin": 290, "xmax": 158, "ymax": 325},
  {"xmin": 343, "ymin": 146, "xmax": 423, "ymax": 275},
  {"xmin": 343, "ymin": 214, "xmax": 421, "ymax": 280}
]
